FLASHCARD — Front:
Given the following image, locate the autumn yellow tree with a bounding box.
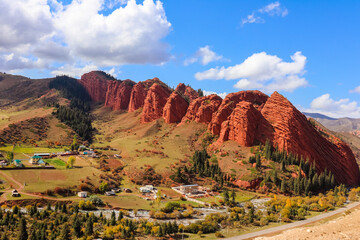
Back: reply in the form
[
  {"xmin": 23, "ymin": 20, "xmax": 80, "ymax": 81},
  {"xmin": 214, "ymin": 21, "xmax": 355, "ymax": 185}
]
[{"xmin": 67, "ymin": 156, "xmax": 76, "ymax": 168}]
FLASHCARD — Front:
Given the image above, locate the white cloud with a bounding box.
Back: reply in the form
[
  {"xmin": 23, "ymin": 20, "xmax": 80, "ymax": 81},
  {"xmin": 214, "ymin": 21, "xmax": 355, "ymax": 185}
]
[
  {"xmin": 55, "ymin": 0, "xmax": 171, "ymax": 66},
  {"xmin": 184, "ymin": 46, "xmax": 224, "ymax": 66},
  {"xmin": 51, "ymin": 63, "xmax": 98, "ymax": 78},
  {"xmin": 242, "ymin": 1, "xmax": 288, "ymax": 25},
  {"xmin": 242, "ymin": 13, "xmax": 264, "ymax": 25},
  {"xmin": 195, "ymin": 51, "xmax": 307, "ymax": 93},
  {"xmin": 203, "ymin": 90, "xmax": 227, "ymax": 99},
  {"xmin": 350, "ymin": 86, "xmax": 360, "ymax": 94},
  {"xmin": 259, "ymin": 2, "xmax": 288, "ymax": 17},
  {"xmin": 305, "ymin": 94, "xmax": 360, "ymax": 118},
  {"xmin": 0, "ymin": 0, "xmax": 54, "ymax": 51},
  {"xmin": 0, "ymin": 53, "xmax": 46, "ymax": 72},
  {"xmin": 0, "ymin": 0, "xmax": 172, "ymax": 73}
]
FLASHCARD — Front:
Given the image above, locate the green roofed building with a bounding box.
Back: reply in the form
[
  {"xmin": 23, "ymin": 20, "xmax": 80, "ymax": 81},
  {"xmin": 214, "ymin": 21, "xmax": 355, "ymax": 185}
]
[
  {"xmin": 13, "ymin": 160, "xmax": 23, "ymax": 167},
  {"xmin": 30, "ymin": 155, "xmax": 42, "ymax": 164}
]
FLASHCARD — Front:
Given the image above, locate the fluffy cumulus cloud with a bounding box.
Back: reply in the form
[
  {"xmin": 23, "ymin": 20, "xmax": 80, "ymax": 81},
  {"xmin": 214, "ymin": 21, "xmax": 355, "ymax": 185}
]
[
  {"xmin": 203, "ymin": 90, "xmax": 227, "ymax": 99},
  {"xmin": 305, "ymin": 94, "xmax": 360, "ymax": 118},
  {"xmin": 195, "ymin": 51, "xmax": 307, "ymax": 93},
  {"xmin": 0, "ymin": 0, "xmax": 54, "ymax": 51},
  {"xmin": 242, "ymin": 1, "xmax": 288, "ymax": 25},
  {"xmin": 0, "ymin": 0, "xmax": 172, "ymax": 75},
  {"xmin": 350, "ymin": 86, "xmax": 360, "ymax": 94},
  {"xmin": 184, "ymin": 46, "xmax": 224, "ymax": 66}
]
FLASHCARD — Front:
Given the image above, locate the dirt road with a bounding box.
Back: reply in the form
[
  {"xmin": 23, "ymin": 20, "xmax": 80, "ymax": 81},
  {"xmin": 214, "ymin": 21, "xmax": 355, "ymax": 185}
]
[
  {"xmin": 225, "ymin": 201, "xmax": 360, "ymax": 240},
  {"xmin": 0, "ymin": 170, "xmax": 74, "ymax": 202}
]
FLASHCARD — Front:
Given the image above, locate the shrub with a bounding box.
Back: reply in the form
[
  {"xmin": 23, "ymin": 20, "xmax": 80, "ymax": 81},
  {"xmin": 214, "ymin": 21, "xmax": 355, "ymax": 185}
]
[
  {"xmin": 88, "ymin": 195, "xmax": 105, "ymax": 206},
  {"xmin": 45, "ymin": 189, "xmax": 54, "ymax": 196},
  {"xmin": 215, "ymin": 232, "xmax": 224, "ymax": 238}
]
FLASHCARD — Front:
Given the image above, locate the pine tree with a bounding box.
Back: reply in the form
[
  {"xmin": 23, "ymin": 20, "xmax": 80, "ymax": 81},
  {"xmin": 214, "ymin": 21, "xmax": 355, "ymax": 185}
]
[
  {"xmin": 73, "ymin": 217, "xmax": 82, "ymax": 238},
  {"xmin": 85, "ymin": 218, "xmax": 93, "ymax": 236},
  {"xmin": 60, "ymin": 224, "xmax": 71, "ymax": 240},
  {"xmin": 281, "ymin": 180, "xmax": 286, "ymax": 193},
  {"xmin": 281, "ymin": 159, "xmax": 286, "ymax": 171},
  {"xmin": 223, "ymin": 190, "xmax": 230, "ymax": 205},
  {"xmin": 17, "ymin": 218, "xmax": 28, "ymax": 240},
  {"xmin": 231, "ymin": 190, "xmax": 236, "ymax": 204},
  {"xmin": 110, "ymin": 211, "xmax": 116, "ymax": 226},
  {"xmin": 118, "ymin": 211, "xmax": 124, "ymax": 221},
  {"xmin": 256, "ymin": 154, "xmax": 261, "ymax": 170}
]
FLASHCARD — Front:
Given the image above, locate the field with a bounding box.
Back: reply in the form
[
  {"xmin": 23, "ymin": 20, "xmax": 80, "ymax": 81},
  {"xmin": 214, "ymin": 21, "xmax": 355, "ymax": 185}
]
[
  {"xmin": 44, "ymin": 158, "xmax": 66, "ymax": 168},
  {"xmin": 2, "ymin": 166, "xmax": 102, "ymax": 193}
]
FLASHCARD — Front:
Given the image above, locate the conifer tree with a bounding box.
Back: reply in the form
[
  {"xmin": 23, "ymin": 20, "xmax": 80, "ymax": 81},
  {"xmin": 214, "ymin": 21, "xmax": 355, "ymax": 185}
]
[{"xmin": 17, "ymin": 218, "xmax": 28, "ymax": 240}]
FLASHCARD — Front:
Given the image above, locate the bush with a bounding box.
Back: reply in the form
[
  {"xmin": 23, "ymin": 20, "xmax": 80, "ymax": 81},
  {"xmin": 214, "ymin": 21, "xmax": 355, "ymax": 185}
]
[
  {"xmin": 45, "ymin": 189, "xmax": 54, "ymax": 196},
  {"xmin": 215, "ymin": 232, "xmax": 224, "ymax": 238},
  {"xmin": 88, "ymin": 195, "xmax": 105, "ymax": 206}
]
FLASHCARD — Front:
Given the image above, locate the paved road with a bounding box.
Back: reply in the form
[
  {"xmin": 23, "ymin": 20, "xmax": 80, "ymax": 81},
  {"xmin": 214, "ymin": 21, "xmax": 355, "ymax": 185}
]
[{"xmin": 225, "ymin": 201, "xmax": 360, "ymax": 240}]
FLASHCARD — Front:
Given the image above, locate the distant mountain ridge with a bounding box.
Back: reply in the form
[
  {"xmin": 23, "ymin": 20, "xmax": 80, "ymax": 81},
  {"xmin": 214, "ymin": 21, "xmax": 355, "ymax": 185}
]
[{"xmin": 304, "ymin": 112, "xmax": 360, "ymax": 132}]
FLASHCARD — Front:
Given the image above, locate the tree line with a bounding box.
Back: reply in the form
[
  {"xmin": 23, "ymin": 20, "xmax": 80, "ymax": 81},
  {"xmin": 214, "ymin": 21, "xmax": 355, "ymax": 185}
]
[
  {"xmin": 255, "ymin": 139, "xmax": 337, "ymax": 196},
  {"xmin": 49, "ymin": 76, "xmax": 94, "ymax": 142}
]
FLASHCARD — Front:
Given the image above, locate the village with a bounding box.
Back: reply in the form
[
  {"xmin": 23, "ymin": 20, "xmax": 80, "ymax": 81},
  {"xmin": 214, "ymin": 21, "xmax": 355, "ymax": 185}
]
[{"xmin": 0, "ymin": 146, "xmax": 222, "ymax": 209}]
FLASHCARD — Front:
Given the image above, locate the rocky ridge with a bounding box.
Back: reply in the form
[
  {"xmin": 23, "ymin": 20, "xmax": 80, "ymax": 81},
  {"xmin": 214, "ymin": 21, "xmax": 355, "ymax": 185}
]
[{"xmin": 78, "ymin": 71, "xmax": 360, "ymax": 185}]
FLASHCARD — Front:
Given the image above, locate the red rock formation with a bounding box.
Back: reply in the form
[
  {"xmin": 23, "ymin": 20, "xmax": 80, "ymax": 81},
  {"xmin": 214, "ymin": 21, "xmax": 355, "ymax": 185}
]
[
  {"xmin": 128, "ymin": 78, "xmax": 161, "ymax": 112},
  {"xmin": 209, "ymin": 90, "xmax": 268, "ymax": 135},
  {"xmin": 141, "ymin": 83, "xmax": 171, "ymax": 123},
  {"xmin": 217, "ymin": 101, "xmax": 262, "ymax": 146},
  {"xmin": 181, "ymin": 94, "xmax": 222, "ymax": 124},
  {"xmin": 79, "ymin": 71, "xmax": 113, "ymax": 102},
  {"xmin": 233, "ymin": 178, "xmax": 262, "ymax": 189},
  {"xmin": 175, "ymin": 83, "xmax": 199, "ymax": 101},
  {"xmin": 163, "ymin": 92, "xmax": 189, "ymax": 123},
  {"xmin": 104, "ymin": 80, "xmax": 135, "ymax": 110},
  {"xmin": 259, "ymin": 92, "xmax": 360, "ymax": 185}
]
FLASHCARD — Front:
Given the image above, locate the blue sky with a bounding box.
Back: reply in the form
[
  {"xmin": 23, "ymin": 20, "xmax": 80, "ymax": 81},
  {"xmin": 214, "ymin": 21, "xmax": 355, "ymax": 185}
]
[{"xmin": 1, "ymin": 0, "xmax": 360, "ymax": 117}]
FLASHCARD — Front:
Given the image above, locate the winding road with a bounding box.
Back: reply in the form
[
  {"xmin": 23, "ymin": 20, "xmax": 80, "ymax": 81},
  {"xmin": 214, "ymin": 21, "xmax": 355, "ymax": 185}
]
[{"xmin": 225, "ymin": 201, "xmax": 360, "ymax": 240}]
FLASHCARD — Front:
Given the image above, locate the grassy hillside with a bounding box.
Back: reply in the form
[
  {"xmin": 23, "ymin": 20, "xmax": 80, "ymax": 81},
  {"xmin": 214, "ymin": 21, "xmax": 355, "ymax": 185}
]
[{"xmin": 0, "ymin": 73, "xmax": 50, "ymax": 107}]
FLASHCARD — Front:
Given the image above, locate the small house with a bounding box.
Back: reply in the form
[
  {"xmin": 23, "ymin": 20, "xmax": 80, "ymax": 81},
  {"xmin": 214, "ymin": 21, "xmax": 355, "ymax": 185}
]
[
  {"xmin": 12, "ymin": 189, "xmax": 20, "ymax": 197},
  {"xmin": 111, "ymin": 188, "xmax": 121, "ymax": 193},
  {"xmin": 0, "ymin": 160, "xmax": 8, "ymax": 166},
  {"xmin": 78, "ymin": 191, "xmax": 88, "ymax": 198},
  {"xmin": 114, "ymin": 154, "xmax": 122, "ymax": 158},
  {"xmin": 139, "ymin": 185, "xmax": 156, "ymax": 193},
  {"xmin": 179, "ymin": 184, "xmax": 199, "ymax": 195},
  {"xmin": 34, "ymin": 153, "xmax": 51, "ymax": 159},
  {"xmin": 78, "ymin": 145, "xmax": 87, "ymax": 151},
  {"xmin": 13, "ymin": 160, "xmax": 23, "ymax": 167},
  {"xmin": 30, "ymin": 155, "xmax": 42, "ymax": 164},
  {"xmin": 38, "ymin": 160, "xmax": 46, "ymax": 166},
  {"xmin": 105, "ymin": 191, "xmax": 116, "ymax": 196},
  {"xmin": 83, "ymin": 151, "xmax": 95, "ymax": 155}
]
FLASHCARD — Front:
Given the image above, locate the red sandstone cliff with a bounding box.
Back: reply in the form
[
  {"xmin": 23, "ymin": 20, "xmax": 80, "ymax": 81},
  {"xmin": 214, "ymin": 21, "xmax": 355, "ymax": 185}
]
[
  {"xmin": 79, "ymin": 71, "xmax": 114, "ymax": 102},
  {"xmin": 163, "ymin": 92, "xmax": 189, "ymax": 123},
  {"xmin": 141, "ymin": 83, "xmax": 171, "ymax": 123},
  {"xmin": 175, "ymin": 83, "xmax": 199, "ymax": 101},
  {"xmin": 218, "ymin": 101, "xmax": 262, "ymax": 147},
  {"xmin": 104, "ymin": 80, "xmax": 135, "ymax": 111},
  {"xmin": 209, "ymin": 91, "xmax": 268, "ymax": 135},
  {"xmin": 181, "ymin": 95, "xmax": 222, "ymax": 124},
  {"xmin": 257, "ymin": 92, "xmax": 360, "ymax": 185},
  {"xmin": 128, "ymin": 78, "xmax": 161, "ymax": 112}
]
